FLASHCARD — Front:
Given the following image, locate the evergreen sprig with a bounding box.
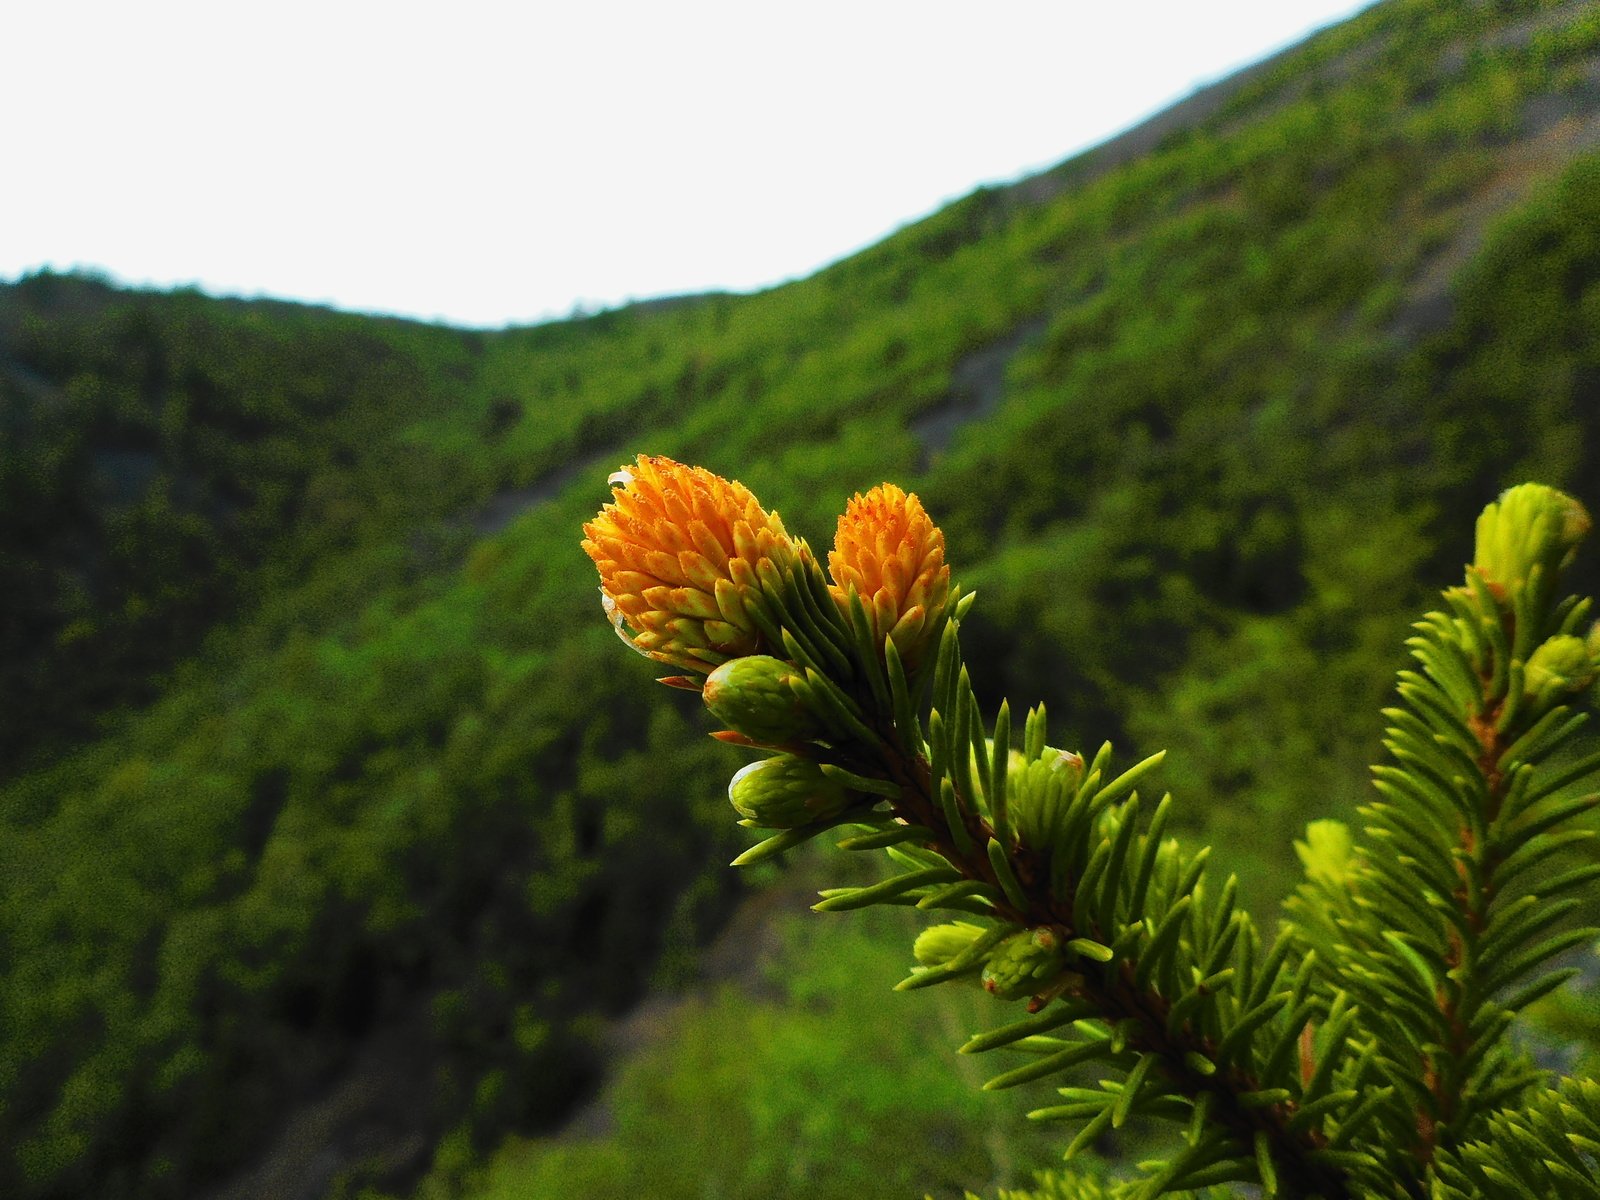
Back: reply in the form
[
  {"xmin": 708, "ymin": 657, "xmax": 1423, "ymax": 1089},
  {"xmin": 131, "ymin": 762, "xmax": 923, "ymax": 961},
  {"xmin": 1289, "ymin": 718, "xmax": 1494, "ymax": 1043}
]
[
  {"xmin": 584, "ymin": 462, "xmax": 1600, "ymax": 1199},
  {"xmin": 1284, "ymin": 484, "xmax": 1600, "ymax": 1194},
  {"xmin": 1434, "ymin": 1077, "xmax": 1600, "ymax": 1200}
]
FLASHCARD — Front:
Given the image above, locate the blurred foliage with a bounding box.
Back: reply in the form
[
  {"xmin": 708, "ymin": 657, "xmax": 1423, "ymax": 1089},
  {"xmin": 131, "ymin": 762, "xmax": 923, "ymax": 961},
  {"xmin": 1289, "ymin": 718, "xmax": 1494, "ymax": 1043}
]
[
  {"xmin": 4, "ymin": 0, "xmax": 1600, "ymax": 1197},
  {"xmin": 0, "ymin": 275, "xmax": 492, "ymax": 777},
  {"xmin": 431, "ymin": 892, "xmax": 1064, "ymax": 1200}
]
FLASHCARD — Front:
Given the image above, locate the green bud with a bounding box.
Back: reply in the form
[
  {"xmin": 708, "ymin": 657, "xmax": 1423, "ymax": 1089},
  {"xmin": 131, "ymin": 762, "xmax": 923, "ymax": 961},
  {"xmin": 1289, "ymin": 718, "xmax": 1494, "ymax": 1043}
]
[
  {"xmin": 1525, "ymin": 634, "xmax": 1599, "ymax": 698},
  {"xmin": 1042, "ymin": 746, "xmax": 1085, "ymax": 779},
  {"xmin": 703, "ymin": 655, "xmax": 823, "ymax": 744},
  {"xmin": 1295, "ymin": 820, "xmax": 1357, "ymax": 889},
  {"xmin": 1589, "ymin": 624, "xmax": 1600, "ymax": 706},
  {"xmin": 981, "ymin": 737, "xmax": 1028, "ymax": 777},
  {"xmin": 981, "ymin": 928, "xmax": 1065, "ymax": 1000},
  {"xmin": 1009, "ymin": 748, "xmax": 1085, "ymax": 849},
  {"xmin": 728, "ymin": 755, "xmax": 854, "ymax": 828},
  {"xmin": 913, "ymin": 921, "xmax": 989, "ymax": 967},
  {"xmin": 1473, "ymin": 483, "xmax": 1591, "ymax": 594}
]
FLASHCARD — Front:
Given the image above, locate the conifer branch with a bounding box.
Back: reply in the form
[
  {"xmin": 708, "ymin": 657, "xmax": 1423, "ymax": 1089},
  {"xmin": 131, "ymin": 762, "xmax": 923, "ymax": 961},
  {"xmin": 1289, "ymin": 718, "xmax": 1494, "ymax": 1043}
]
[
  {"xmin": 586, "ymin": 462, "xmax": 1600, "ymax": 1199},
  {"xmin": 856, "ymin": 701, "xmax": 1353, "ymax": 1200},
  {"xmin": 1286, "ymin": 484, "xmax": 1600, "ymax": 1195}
]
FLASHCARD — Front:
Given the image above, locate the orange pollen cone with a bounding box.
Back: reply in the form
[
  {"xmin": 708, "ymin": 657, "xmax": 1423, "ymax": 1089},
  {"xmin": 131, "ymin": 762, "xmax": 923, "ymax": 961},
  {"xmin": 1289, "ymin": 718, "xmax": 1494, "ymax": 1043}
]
[
  {"xmin": 828, "ymin": 483, "xmax": 950, "ymax": 666},
  {"xmin": 582, "ymin": 455, "xmax": 796, "ymax": 674}
]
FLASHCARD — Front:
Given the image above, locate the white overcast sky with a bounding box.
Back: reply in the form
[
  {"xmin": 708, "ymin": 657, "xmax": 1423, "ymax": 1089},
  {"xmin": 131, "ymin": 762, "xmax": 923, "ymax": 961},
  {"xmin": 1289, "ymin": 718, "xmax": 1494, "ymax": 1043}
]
[{"xmin": 3, "ymin": 1, "xmax": 1378, "ymax": 328}]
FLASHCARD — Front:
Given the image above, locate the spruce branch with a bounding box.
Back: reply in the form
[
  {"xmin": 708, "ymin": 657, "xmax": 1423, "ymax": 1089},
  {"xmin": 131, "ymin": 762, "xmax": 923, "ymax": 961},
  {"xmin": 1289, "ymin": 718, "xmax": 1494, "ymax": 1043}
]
[
  {"xmin": 1433, "ymin": 1076, "xmax": 1600, "ymax": 1200},
  {"xmin": 854, "ymin": 647, "xmax": 1361, "ymax": 1200},
  {"xmin": 584, "ymin": 463, "xmax": 1599, "ymax": 1200},
  {"xmin": 1285, "ymin": 483, "xmax": 1600, "ymax": 1193}
]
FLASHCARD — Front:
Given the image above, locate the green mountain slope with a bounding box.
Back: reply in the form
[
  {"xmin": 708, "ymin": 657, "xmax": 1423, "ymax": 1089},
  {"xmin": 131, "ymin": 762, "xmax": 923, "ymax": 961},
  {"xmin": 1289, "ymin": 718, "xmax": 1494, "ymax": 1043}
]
[
  {"xmin": 0, "ymin": 276, "xmax": 501, "ymax": 777},
  {"xmin": 4, "ymin": 1, "xmax": 1600, "ymax": 1197}
]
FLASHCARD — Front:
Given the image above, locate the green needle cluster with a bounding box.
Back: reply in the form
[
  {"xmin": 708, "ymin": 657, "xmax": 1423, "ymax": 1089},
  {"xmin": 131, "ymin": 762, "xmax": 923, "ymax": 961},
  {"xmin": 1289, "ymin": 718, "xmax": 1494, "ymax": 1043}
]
[{"xmin": 589, "ymin": 474, "xmax": 1600, "ymax": 1199}]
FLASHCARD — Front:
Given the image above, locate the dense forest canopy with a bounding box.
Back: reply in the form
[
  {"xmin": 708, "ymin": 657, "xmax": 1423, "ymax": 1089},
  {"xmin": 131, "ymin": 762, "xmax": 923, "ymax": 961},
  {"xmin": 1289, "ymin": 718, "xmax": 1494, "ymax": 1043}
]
[{"xmin": 3, "ymin": 2, "xmax": 1599, "ymax": 1198}]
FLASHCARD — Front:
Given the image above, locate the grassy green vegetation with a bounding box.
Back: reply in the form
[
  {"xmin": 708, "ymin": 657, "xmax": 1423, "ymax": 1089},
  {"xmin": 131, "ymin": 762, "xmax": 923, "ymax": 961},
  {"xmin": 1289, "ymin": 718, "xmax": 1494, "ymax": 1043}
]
[
  {"xmin": 427, "ymin": 864, "xmax": 1062, "ymax": 1200},
  {"xmin": 4, "ymin": 1, "xmax": 1600, "ymax": 1197}
]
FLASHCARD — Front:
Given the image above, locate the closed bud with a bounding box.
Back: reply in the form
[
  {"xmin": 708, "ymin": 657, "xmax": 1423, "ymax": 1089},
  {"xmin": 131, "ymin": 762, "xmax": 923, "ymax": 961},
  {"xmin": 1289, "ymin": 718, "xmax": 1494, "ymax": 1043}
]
[
  {"xmin": 982, "ymin": 928, "xmax": 1065, "ymax": 1000},
  {"xmin": 1295, "ymin": 820, "xmax": 1358, "ymax": 889},
  {"xmin": 1525, "ymin": 634, "xmax": 1598, "ymax": 698},
  {"xmin": 728, "ymin": 755, "xmax": 855, "ymax": 828},
  {"xmin": 703, "ymin": 655, "xmax": 823, "ymax": 744},
  {"xmin": 1473, "ymin": 483, "xmax": 1591, "ymax": 595},
  {"xmin": 1042, "ymin": 746, "xmax": 1085, "ymax": 780},
  {"xmin": 913, "ymin": 921, "xmax": 989, "ymax": 968},
  {"xmin": 1590, "ymin": 624, "xmax": 1600, "ymax": 705},
  {"xmin": 971, "ymin": 737, "xmax": 1028, "ymax": 811},
  {"xmin": 1010, "ymin": 747, "xmax": 1086, "ymax": 849}
]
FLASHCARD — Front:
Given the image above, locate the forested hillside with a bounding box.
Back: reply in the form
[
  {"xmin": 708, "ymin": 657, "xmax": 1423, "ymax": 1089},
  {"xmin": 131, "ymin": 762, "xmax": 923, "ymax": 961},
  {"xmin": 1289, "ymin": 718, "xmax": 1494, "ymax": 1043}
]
[
  {"xmin": 0, "ymin": 276, "xmax": 494, "ymax": 776},
  {"xmin": 4, "ymin": 1, "xmax": 1600, "ymax": 1198}
]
